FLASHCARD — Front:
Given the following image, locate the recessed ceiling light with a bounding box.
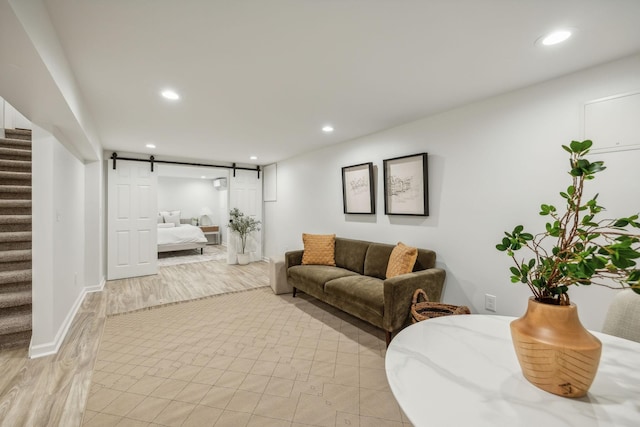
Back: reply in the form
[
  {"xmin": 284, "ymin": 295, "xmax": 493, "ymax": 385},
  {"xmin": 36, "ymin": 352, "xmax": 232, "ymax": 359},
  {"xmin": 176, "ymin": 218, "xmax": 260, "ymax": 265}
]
[
  {"xmin": 161, "ymin": 90, "xmax": 180, "ymax": 100},
  {"xmin": 145, "ymin": 143, "xmax": 156, "ymax": 149},
  {"xmin": 201, "ymin": 176, "xmax": 206, "ymax": 179},
  {"xmin": 322, "ymin": 125, "xmax": 334, "ymax": 133},
  {"xmin": 539, "ymin": 30, "xmax": 572, "ymax": 46},
  {"xmin": 250, "ymin": 156, "xmax": 258, "ymax": 160}
]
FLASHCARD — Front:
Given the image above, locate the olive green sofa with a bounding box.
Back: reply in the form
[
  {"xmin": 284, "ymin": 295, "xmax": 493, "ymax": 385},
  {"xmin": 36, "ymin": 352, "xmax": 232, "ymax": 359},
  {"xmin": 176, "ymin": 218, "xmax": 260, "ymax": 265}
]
[{"xmin": 285, "ymin": 237, "xmax": 446, "ymax": 345}]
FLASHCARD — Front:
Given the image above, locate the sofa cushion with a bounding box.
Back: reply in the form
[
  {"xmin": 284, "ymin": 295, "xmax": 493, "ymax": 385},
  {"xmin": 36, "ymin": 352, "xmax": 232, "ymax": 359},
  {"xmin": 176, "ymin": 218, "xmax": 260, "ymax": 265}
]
[
  {"xmin": 302, "ymin": 233, "xmax": 336, "ymax": 266},
  {"xmin": 363, "ymin": 243, "xmax": 395, "ymax": 279},
  {"xmin": 386, "ymin": 242, "xmax": 418, "ymax": 278},
  {"xmin": 335, "ymin": 238, "xmax": 370, "ymax": 274},
  {"xmin": 324, "ymin": 275, "xmax": 384, "ymax": 317},
  {"xmin": 288, "ymin": 265, "xmax": 357, "ymax": 294}
]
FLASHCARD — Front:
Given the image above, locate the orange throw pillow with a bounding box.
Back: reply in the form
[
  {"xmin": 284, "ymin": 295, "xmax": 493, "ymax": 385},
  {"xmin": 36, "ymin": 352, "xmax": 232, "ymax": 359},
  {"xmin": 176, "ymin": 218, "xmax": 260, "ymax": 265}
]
[
  {"xmin": 302, "ymin": 233, "xmax": 336, "ymax": 266},
  {"xmin": 386, "ymin": 242, "xmax": 418, "ymax": 278}
]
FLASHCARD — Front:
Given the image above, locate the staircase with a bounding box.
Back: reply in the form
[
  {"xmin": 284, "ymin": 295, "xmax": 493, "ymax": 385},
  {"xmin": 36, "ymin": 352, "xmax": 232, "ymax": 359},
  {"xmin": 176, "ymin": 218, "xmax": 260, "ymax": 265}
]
[{"xmin": 0, "ymin": 128, "xmax": 32, "ymax": 350}]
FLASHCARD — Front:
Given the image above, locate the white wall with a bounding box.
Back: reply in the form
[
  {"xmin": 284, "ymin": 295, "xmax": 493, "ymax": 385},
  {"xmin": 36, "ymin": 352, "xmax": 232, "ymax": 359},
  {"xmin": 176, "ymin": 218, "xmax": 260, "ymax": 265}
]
[
  {"xmin": 31, "ymin": 124, "xmax": 87, "ymax": 357},
  {"xmin": 0, "ymin": 96, "xmax": 30, "ymax": 130},
  {"xmin": 158, "ymin": 176, "xmax": 228, "ymax": 242},
  {"xmin": 7, "ymin": 0, "xmax": 102, "ymax": 160},
  {"xmin": 264, "ymin": 53, "xmax": 640, "ymax": 331},
  {"xmin": 84, "ymin": 159, "xmax": 104, "ymax": 290},
  {"xmin": 31, "ymin": 125, "xmax": 55, "ymax": 349},
  {"xmin": 216, "ymin": 184, "xmax": 229, "ymax": 244}
]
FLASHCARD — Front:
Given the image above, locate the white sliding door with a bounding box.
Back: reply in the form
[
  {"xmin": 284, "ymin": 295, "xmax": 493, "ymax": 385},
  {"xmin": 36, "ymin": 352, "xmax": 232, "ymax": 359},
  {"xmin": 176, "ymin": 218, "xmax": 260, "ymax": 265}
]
[
  {"xmin": 228, "ymin": 169, "xmax": 263, "ymax": 263},
  {"xmin": 107, "ymin": 160, "xmax": 157, "ymax": 279}
]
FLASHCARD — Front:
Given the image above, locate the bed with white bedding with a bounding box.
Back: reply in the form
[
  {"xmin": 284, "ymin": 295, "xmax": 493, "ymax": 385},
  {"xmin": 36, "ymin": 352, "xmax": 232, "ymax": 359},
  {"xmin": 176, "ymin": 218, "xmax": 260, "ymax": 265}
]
[{"xmin": 157, "ymin": 223, "xmax": 208, "ymax": 253}]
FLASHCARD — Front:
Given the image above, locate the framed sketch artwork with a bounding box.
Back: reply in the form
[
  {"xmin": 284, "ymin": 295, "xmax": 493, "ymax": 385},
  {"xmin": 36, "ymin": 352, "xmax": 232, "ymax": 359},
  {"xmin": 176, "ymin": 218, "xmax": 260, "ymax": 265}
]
[
  {"xmin": 341, "ymin": 162, "xmax": 375, "ymax": 214},
  {"xmin": 383, "ymin": 153, "xmax": 428, "ymax": 216}
]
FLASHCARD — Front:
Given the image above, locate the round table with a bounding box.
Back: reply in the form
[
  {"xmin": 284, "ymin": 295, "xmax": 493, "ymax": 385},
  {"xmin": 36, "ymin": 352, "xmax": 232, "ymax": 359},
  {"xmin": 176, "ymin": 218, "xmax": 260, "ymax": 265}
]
[{"xmin": 385, "ymin": 315, "xmax": 640, "ymax": 427}]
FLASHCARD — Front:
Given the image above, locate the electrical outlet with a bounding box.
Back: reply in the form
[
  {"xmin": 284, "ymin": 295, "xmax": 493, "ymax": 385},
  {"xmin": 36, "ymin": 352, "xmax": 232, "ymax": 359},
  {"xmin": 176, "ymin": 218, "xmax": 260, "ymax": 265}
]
[{"xmin": 485, "ymin": 294, "xmax": 497, "ymax": 312}]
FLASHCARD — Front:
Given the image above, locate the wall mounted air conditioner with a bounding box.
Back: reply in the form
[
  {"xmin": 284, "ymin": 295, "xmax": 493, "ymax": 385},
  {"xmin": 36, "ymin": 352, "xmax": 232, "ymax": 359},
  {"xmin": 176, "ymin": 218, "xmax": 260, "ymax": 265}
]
[{"xmin": 213, "ymin": 178, "xmax": 227, "ymax": 189}]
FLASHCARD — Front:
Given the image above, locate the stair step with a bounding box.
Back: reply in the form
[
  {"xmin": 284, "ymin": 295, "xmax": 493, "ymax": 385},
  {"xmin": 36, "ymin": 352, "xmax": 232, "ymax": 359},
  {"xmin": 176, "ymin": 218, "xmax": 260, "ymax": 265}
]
[
  {"xmin": 0, "ymin": 269, "xmax": 31, "ymax": 285},
  {"xmin": 0, "ymin": 200, "xmax": 31, "ymax": 208},
  {"xmin": 0, "ymin": 215, "xmax": 31, "ymax": 224},
  {"xmin": 0, "ymin": 286, "xmax": 31, "ymax": 309},
  {"xmin": 0, "ymin": 171, "xmax": 31, "ymax": 181},
  {"xmin": 0, "ymin": 330, "xmax": 31, "ymax": 350},
  {"xmin": 0, "ymin": 194, "xmax": 30, "ymax": 201},
  {"xmin": 3, "ymin": 129, "xmax": 32, "ymax": 141},
  {"xmin": 0, "ymin": 137, "xmax": 31, "ymax": 149},
  {"xmin": 0, "ymin": 257, "xmax": 32, "ymax": 273},
  {"xmin": 0, "ymin": 250, "xmax": 31, "ymax": 263},
  {"xmin": 0, "ymin": 201, "xmax": 31, "ymax": 215},
  {"xmin": 0, "ymin": 261, "xmax": 31, "ymax": 273},
  {"xmin": 0, "ymin": 160, "xmax": 31, "ymax": 174},
  {"xmin": 0, "ymin": 185, "xmax": 31, "ymax": 194},
  {"xmin": 0, "ymin": 304, "xmax": 32, "ymax": 335},
  {"xmin": 0, "ymin": 242, "xmax": 30, "ymax": 251},
  {"xmin": 0, "ymin": 225, "xmax": 32, "ymax": 234},
  {"xmin": 0, "ymin": 188, "xmax": 31, "ymax": 203},
  {"xmin": 0, "ymin": 145, "xmax": 31, "ymax": 161},
  {"xmin": 0, "ymin": 231, "xmax": 32, "ymax": 243}
]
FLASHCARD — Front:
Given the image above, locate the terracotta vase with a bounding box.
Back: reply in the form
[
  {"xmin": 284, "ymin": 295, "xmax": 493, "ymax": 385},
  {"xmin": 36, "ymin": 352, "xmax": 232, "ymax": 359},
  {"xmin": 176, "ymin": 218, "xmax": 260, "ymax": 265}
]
[{"xmin": 510, "ymin": 297, "xmax": 602, "ymax": 398}]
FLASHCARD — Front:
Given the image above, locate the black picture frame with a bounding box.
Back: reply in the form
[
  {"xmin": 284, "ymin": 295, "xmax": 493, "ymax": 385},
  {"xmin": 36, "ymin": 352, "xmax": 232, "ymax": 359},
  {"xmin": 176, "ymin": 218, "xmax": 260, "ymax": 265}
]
[
  {"xmin": 383, "ymin": 153, "xmax": 428, "ymax": 216},
  {"xmin": 341, "ymin": 162, "xmax": 375, "ymax": 214}
]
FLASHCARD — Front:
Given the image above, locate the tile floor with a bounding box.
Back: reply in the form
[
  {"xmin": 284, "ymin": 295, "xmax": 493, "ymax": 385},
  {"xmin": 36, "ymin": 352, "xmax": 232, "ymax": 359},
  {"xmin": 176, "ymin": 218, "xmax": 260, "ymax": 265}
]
[{"xmin": 83, "ymin": 287, "xmax": 412, "ymax": 427}]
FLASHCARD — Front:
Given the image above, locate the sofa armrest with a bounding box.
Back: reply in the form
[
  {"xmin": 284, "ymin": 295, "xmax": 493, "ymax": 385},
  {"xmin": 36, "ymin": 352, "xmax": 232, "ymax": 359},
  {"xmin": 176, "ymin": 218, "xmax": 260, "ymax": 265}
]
[
  {"xmin": 382, "ymin": 268, "xmax": 446, "ymax": 332},
  {"xmin": 285, "ymin": 250, "xmax": 304, "ymax": 271}
]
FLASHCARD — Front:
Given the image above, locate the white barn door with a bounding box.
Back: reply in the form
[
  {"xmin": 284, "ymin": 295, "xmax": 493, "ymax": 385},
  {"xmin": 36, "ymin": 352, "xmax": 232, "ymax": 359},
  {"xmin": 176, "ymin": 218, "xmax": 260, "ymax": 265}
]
[
  {"xmin": 228, "ymin": 169, "xmax": 263, "ymax": 263},
  {"xmin": 107, "ymin": 160, "xmax": 158, "ymax": 280}
]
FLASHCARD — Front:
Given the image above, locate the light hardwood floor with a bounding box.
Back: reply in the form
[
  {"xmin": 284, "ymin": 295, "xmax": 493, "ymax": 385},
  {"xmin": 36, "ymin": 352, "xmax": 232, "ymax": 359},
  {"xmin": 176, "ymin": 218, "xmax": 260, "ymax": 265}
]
[{"xmin": 0, "ymin": 247, "xmax": 269, "ymax": 427}]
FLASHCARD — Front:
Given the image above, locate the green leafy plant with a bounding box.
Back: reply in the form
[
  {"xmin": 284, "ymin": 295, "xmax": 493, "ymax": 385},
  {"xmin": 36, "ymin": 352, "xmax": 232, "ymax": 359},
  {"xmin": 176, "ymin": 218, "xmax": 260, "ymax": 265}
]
[
  {"xmin": 496, "ymin": 140, "xmax": 640, "ymax": 305},
  {"xmin": 228, "ymin": 208, "xmax": 261, "ymax": 254}
]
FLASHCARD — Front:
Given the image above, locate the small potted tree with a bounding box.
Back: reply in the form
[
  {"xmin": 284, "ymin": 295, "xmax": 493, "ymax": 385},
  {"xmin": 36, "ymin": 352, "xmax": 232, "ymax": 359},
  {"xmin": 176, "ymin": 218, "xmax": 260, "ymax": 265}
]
[
  {"xmin": 228, "ymin": 208, "xmax": 261, "ymax": 265},
  {"xmin": 496, "ymin": 139, "xmax": 640, "ymax": 397}
]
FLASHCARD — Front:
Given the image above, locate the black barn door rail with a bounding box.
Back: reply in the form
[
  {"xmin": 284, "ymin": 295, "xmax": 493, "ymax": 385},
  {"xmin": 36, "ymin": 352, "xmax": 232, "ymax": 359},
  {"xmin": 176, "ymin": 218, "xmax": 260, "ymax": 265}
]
[{"xmin": 110, "ymin": 152, "xmax": 260, "ymax": 178}]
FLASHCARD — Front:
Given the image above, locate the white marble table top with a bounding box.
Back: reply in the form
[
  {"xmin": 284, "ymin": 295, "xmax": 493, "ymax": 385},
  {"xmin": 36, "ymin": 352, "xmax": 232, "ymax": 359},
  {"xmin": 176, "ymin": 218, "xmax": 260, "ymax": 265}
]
[{"xmin": 385, "ymin": 315, "xmax": 640, "ymax": 427}]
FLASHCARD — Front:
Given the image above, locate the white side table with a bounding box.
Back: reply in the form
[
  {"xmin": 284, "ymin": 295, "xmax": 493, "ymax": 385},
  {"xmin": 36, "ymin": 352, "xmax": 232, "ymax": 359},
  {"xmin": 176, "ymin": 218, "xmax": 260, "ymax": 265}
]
[
  {"xmin": 269, "ymin": 256, "xmax": 292, "ymax": 294},
  {"xmin": 200, "ymin": 226, "xmax": 220, "ymax": 245}
]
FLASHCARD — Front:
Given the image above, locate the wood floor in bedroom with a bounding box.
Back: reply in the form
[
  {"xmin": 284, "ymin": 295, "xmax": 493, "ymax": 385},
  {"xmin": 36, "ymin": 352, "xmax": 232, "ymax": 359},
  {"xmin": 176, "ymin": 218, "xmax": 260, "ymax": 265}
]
[
  {"xmin": 0, "ymin": 250, "xmax": 269, "ymax": 427},
  {"xmin": 106, "ymin": 246, "xmax": 268, "ymax": 315}
]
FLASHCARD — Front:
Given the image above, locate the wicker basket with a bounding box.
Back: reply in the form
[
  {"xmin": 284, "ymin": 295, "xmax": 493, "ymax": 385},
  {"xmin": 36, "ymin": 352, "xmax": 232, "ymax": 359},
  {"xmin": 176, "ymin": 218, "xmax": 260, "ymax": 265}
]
[{"xmin": 410, "ymin": 288, "xmax": 471, "ymax": 323}]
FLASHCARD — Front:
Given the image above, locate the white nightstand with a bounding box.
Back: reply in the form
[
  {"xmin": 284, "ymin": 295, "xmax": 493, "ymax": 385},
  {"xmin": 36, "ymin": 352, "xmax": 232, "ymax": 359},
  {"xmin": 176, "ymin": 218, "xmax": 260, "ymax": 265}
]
[{"xmin": 200, "ymin": 226, "xmax": 220, "ymax": 245}]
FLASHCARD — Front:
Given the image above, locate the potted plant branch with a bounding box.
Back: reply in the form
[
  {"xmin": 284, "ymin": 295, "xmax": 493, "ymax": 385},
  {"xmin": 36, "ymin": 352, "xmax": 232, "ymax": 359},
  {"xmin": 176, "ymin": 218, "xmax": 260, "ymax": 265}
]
[
  {"xmin": 496, "ymin": 140, "xmax": 640, "ymax": 301},
  {"xmin": 228, "ymin": 208, "xmax": 261, "ymax": 265},
  {"xmin": 496, "ymin": 139, "xmax": 640, "ymax": 397}
]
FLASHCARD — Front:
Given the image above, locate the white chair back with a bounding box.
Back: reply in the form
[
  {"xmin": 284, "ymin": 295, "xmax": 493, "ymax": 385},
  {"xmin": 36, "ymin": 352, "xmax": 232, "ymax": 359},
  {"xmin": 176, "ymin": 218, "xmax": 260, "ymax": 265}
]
[{"xmin": 602, "ymin": 289, "xmax": 640, "ymax": 343}]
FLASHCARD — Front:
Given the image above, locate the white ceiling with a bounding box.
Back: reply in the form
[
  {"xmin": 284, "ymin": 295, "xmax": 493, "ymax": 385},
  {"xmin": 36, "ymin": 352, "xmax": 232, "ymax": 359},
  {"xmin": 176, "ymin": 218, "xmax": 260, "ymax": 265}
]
[{"xmin": 42, "ymin": 0, "xmax": 640, "ymax": 166}]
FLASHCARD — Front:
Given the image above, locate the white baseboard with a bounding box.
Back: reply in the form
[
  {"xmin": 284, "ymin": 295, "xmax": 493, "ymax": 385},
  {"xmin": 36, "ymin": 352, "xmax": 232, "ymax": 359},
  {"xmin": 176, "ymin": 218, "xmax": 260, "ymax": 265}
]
[
  {"xmin": 28, "ymin": 278, "xmax": 104, "ymax": 359},
  {"xmin": 85, "ymin": 276, "xmax": 106, "ymax": 293}
]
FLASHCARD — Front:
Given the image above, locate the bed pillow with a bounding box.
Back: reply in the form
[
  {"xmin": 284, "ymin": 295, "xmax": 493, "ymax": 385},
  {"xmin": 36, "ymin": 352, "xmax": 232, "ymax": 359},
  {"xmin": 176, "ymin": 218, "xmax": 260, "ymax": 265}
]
[
  {"xmin": 386, "ymin": 242, "xmax": 418, "ymax": 278},
  {"xmin": 302, "ymin": 233, "xmax": 336, "ymax": 266},
  {"xmin": 158, "ymin": 223, "xmax": 175, "ymax": 228},
  {"xmin": 161, "ymin": 210, "xmax": 181, "ymax": 226},
  {"xmin": 160, "ymin": 210, "xmax": 180, "ymax": 217}
]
